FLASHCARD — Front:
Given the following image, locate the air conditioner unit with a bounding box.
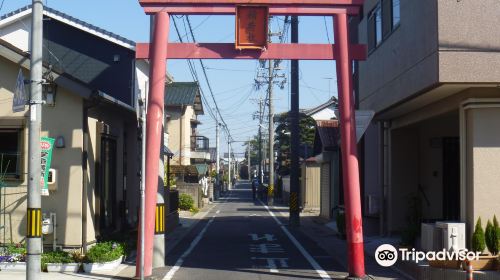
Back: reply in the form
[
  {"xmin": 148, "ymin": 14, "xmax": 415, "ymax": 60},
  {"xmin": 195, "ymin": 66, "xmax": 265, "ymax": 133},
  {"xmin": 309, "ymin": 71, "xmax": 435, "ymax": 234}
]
[
  {"xmin": 435, "ymin": 222, "xmax": 466, "ymax": 252},
  {"xmin": 421, "ymin": 223, "xmax": 441, "ymax": 252},
  {"xmin": 364, "ymin": 195, "xmax": 380, "ymax": 216}
]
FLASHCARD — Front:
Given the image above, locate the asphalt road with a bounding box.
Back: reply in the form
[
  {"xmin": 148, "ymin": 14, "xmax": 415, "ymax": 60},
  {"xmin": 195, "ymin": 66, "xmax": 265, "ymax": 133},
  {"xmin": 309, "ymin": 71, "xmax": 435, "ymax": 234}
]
[{"xmin": 155, "ymin": 181, "xmax": 346, "ymax": 280}]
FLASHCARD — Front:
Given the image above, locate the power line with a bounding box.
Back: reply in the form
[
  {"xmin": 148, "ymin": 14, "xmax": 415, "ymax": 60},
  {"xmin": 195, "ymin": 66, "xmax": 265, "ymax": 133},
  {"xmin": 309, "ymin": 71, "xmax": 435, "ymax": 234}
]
[
  {"xmin": 171, "ymin": 16, "xmax": 219, "ymax": 123},
  {"xmin": 0, "ymin": 0, "xmax": 6, "ymax": 14},
  {"xmin": 185, "ymin": 15, "xmax": 233, "ymax": 141},
  {"xmin": 323, "ymin": 16, "xmax": 331, "ymax": 44}
]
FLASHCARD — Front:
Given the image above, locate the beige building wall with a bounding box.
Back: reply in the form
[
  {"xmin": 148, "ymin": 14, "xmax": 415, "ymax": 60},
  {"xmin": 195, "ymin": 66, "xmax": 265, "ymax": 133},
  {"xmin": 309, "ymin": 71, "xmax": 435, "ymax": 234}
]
[
  {"xmin": 0, "ymin": 56, "xmax": 84, "ymax": 246},
  {"xmin": 0, "ymin": 56, "xmax": 139, "ymax": 248},
  {"xmin": 438, "ymin": 0, "xmax": 500, "ymax": 83},
  {"xmin": 300, "ymin": 162, "xmax": 320, "ymax": 210},
  {"xmin": 358, "ymin": 0, "xmax": 439, "ymax": 113},
  {"xmin": 166, "ymin": 105, "xmax": 195, "ymax": 166},
  {"xmin": 463, "ymin": 101, "xmax": 500, "ymax": 238}
]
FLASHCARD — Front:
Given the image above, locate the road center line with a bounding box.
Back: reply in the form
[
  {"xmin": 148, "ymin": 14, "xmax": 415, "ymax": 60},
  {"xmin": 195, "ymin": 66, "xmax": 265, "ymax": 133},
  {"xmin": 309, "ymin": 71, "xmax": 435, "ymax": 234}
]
[
  {"xmin": 163, "ymin": 209, "xmax": 218, "ymax": 280},
  {"xmin": 259, "ymin": 200, "xmax": 332, "ymax": 280}
]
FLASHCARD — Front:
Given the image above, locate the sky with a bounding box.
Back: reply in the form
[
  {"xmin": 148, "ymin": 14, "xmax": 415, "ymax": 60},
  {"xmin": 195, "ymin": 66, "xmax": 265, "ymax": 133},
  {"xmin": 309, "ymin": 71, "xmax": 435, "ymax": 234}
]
[{"xmin": 0, "ymin": 0, "xmax": 339, "ymax": 156}]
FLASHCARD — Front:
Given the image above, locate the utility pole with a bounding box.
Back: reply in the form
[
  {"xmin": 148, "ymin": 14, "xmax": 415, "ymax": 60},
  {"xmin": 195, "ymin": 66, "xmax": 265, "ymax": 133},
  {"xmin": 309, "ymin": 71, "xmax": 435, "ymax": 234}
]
[
  {"xmin": 215, "ymin": 112, "xmax": 220, "ymax": 198},
  {"xmin": 228, "ymin": 137, "xmax": 231, "ymax": 190},
  {"xmin": 289, "ymin": 15, "xmax": 300, "ymax": 227},
  {"xmin": 257, "ymin": 98, "xmax": 264, "ymax": 185},
  {"xmin": 268, "ymin": 57, "xmax": 275, "ymax": 206},
  {"xmin": 27, "ymin": 1, "xmax": 43, "ymax": 279},
  {"xmin": 247, "ymin": 137, "xmax": 251, "ymax": 180}
]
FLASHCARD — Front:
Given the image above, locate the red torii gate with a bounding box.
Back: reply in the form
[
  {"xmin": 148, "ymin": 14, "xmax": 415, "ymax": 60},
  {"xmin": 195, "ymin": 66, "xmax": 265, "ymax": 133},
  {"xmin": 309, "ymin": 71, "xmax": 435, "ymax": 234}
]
[{"xmin": 136, "ymin": 0, "xmax": 367, "ymax": 278}]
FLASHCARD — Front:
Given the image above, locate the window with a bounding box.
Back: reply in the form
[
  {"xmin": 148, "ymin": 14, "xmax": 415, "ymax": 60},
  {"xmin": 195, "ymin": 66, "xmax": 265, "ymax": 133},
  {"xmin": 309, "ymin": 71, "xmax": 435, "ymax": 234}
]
[
  {"xmin": 367, "ymin": 0, "xmax": 401, "ymax": 52},
  {"xmin": 367, "ymin": 4, "xmax": 382, "ymax": 51},
  {"xmin": 392, "ymin": 0, "xmax": 401, "ymax": 28},
  {"xmin": 0, "ymin": 130, "xmax": 21, "ymax": 178}
]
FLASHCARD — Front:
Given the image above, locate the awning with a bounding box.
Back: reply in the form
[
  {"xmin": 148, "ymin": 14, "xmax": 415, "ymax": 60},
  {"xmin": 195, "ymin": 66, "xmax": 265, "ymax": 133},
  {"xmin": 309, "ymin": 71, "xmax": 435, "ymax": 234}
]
[
  {"xmin": 163, "ymin": 146, "xmax": 174, "ymax": 158},
  {"xmin": 195, "ymin": 164, "xmax": 208, "ymax": 176}
]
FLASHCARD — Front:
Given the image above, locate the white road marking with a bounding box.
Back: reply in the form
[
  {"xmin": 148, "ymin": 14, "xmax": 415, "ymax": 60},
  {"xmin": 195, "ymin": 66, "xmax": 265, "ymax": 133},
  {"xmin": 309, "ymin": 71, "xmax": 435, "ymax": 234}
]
[
  {"xmin": 259, "ymin": 200, "xmax": 332, "ymax": 280},
  {"xmin": 163, "ymin": 210, "xmax": 218, "ymax": 280},
  {"xmin": 249, "ymin": 243, "xmax": 285, "ymax": 254},
  {"xmin": 249, "ymin": 233, "xmax": 276, "ymax": 241},
  {"xmin": 251, "ymin": 257, "xmax": 289, "ymax": 273},
  {"xmin": 216, "ymin": 210, "xmax": 220, "ymax": 214}
]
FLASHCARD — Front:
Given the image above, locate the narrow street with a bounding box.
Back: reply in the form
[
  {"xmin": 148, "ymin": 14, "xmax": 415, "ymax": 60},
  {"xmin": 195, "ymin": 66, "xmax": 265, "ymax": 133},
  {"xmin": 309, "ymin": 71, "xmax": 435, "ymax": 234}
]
[{"xmin": 155, "ymin": 181, "xmax": 344, "ymax": 280}]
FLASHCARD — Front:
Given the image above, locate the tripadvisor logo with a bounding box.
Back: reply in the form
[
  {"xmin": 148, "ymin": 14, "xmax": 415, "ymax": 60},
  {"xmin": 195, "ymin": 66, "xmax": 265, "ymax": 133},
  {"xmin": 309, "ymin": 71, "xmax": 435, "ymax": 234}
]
[{"xmin": 375, "ymin": 244, "xmax": 480, "ymax": 267}]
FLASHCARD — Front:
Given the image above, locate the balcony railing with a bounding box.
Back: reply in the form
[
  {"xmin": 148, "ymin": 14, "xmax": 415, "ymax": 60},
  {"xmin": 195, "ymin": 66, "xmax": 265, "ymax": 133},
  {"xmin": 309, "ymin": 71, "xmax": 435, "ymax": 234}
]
[{"xmin": 191, "ymin": 135, "xmax": 209, "ymax": 152}]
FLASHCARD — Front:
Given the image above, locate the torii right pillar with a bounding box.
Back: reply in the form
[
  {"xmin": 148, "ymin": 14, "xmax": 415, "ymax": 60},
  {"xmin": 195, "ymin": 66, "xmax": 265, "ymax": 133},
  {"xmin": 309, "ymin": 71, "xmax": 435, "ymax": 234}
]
[{"xmin": 334, "ymin": 13, "xmax": 366, "ymax": 278}]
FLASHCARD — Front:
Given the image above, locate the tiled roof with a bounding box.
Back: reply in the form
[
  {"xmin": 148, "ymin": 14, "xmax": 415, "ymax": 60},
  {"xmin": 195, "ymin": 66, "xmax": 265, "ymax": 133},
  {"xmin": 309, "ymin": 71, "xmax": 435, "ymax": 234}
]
[
  {"xmin": 314, "ymin": 120, "xmax": 340, "ymax": 152},
  {"xmin": 169, "ymin": 165, "xmax": 200, "ymax": 176},
  {"xmin": 165, "ymin": 82, "xmax": 204, "ymax": 114},
  {"xmin": 0, "ymin": 5, "xmax": 135, "ymax": 49},
  {"xmin": 302, "ymin": 96, "xmax": 338, "ymax": 117}
]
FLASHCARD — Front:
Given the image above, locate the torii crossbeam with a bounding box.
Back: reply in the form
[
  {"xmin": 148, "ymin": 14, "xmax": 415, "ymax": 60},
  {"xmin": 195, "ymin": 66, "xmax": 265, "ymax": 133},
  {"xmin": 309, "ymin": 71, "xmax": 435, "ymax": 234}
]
[{"xmin": 136, "ymin": 0, "xmax": 367, "ymax": 278}]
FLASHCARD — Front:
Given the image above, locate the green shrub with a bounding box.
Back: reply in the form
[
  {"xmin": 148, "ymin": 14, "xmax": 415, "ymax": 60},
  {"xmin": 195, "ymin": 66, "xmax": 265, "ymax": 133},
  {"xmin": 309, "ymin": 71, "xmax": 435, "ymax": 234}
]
[
  {"xmin": 190, "ymin": 206, "xmax": 199, "ymax": 215},
  {"xmin": 485, "ymin": 219, "xmax": 500, "ymax": 255},
  {"xmin": 485, "ymin": 220, "xmax": 499, "ymax": 255},
  {"xmin": 84, "ymin": 242, "xmax": 124, "ymax": 263},
  {"xmin": 41, "ymin": 250, "xmax": 74, "ymax": 271},
  {"xmin": 179, "ymin": 193, "xmax": 194, "ymax": 211},
  {"xmin": 472, "ymin": 217, "xmax": 486, "ymax": 253},
  {"xmin": 5, "ymin": 242, "xmax": 26, "ymax": 256}
]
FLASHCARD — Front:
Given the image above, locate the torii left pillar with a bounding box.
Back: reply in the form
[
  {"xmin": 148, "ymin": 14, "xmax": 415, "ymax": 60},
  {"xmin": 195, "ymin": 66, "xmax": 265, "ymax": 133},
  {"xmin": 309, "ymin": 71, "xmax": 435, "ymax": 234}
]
[{"xmin": 136, "ymin": 11, "xmax": 169, "ymax": 277}]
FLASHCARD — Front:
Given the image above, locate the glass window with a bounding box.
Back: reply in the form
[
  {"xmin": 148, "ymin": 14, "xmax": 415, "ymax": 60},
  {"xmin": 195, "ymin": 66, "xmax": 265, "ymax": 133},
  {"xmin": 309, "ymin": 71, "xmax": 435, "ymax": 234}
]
[
  {"xmin": 392, "ymin": 0, "xmax": 401, "ymax": 28},
  {"xmin": 0, "ymin": 130, "xmax": 21, "ymax": 177},
  {"xmin": 375, "ymin": 5, "xmax": 383, "ymax": 45}
]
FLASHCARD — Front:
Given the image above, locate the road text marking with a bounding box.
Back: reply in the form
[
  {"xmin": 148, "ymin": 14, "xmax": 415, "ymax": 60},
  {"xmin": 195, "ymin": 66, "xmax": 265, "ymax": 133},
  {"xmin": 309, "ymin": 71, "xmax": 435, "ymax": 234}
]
[{"xmin": 259, "ymin": 200, "xmax": 332, "ymax": 279}]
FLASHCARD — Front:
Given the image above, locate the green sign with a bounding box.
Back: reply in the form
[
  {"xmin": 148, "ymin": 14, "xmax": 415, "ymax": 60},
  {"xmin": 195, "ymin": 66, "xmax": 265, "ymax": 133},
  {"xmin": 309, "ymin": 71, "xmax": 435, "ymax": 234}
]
[{"xmin": 40, "ymin": 137, "xmax": 55, "ymax": 196}]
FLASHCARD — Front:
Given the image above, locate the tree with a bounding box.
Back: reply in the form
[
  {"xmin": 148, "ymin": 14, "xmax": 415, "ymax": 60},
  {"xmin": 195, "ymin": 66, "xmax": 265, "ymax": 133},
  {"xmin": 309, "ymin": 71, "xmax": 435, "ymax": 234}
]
[
  {"xmin": 471, "ymin": 217, "xmax": 486, "ymax": 253},
  {"xmin": 274, "ymin": 112, "xmax": 316, "ymax": 175},
  {"xmin": 243, "ymin": 135, "xmax": 264, "ymax": 166},
  {"xmin": 485, "ymin": 219, "xmax": 498, "ymax": 255}
]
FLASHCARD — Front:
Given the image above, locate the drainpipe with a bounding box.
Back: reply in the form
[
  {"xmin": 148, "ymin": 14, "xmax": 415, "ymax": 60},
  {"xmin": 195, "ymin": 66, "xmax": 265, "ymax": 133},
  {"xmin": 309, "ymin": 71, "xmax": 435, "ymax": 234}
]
[
  {"xmin": 179, "ymin": 106, "xmax": 185, "ymax": 165},
  {"xmin": 378, "ymin": 121, "xmax": 385, "ymax": 236},
  {"xmin": 383, "ymin": 121, "xmax": 391, "ymax": 236},
  {"xmin": 82, "ymin": 105, "xmax": 89, "ymax": 254}
]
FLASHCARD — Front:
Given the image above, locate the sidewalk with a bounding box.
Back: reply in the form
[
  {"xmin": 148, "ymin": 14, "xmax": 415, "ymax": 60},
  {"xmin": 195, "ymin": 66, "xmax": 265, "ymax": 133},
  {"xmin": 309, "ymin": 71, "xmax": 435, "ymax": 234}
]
[
  {"xmin": 0, "ymin": 204, "xmax": 215, "ymax": 279},
  {"xmin": 270, "ymin": 204, "xmax": 413, "ymax": 280}
]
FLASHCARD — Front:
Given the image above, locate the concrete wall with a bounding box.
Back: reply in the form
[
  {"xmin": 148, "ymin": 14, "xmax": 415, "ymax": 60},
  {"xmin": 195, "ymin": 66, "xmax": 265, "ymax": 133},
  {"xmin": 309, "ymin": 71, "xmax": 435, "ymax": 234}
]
[
  {"xmin": 363, "ymin": 123, "xmax": 381, "ymax": 215},
  {"xmin": 463, "ymin": 103, "xmax": 500, "ymax": 238},
  {"xmin": 319, "ymin": 162, "xmax": 331, "ymax": 219},
  {"xmin": 176, "ymin": 183, "xmax": 203, "ymax": 209},
  {"xmin": 438, "ymin": 0, "xmax": 500, "ymax": 83},
  {"xmin": 358, "ymin": 0, "xmax": 439, "ymax": 113}
]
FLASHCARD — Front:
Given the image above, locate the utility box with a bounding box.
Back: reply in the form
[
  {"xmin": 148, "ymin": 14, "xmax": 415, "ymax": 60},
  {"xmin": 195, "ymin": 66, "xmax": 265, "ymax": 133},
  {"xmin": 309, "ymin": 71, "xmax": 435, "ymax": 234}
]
[
  {"xmin": 42, "ymin": 213, "xmax": 53, "ymax": 235},
  {"xmin": 47, "ymin": 169, "xmax": 57, "ymax": 191}
]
